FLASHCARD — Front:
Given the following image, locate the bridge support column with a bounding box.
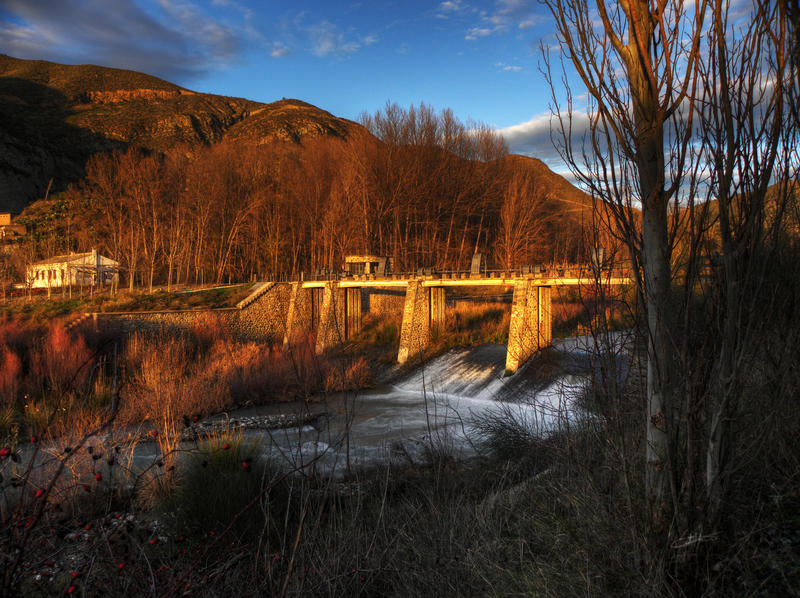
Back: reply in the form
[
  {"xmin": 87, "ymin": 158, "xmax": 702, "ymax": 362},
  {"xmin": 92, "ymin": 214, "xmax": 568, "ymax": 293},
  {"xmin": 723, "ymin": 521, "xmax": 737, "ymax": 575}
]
[
  {"xmin": 315, "ymin": 283, "xmax": 346, "ymax": 354},
  {"xmin": 506, "ymin": 281, "xmax": 552, "ymax": 374},
  {"xmin": 284, "ymin": 282, "xmax": 314, "ymax": 345},
  {"xmin": 346, "ymin": 287, "xmax": 363, "ymax": 337},
  {"xmin": 429, "ymin": 286, "xmax": 445, "ymax": 335},
  {"xmin": 397, "ymin": 280, "xmax": 430, "ymax": 364},
  {"xmin": 314, "ymin": 284, "xmax": 364, "ymax": 354},
  {"xmin": 538, "ymin": 285, "xmax": 552, "ymax": 347}
]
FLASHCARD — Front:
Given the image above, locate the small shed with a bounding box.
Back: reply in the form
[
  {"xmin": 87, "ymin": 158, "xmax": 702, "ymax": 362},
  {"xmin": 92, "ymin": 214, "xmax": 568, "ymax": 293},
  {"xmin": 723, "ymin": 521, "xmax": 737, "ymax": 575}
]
[{"xmin": 344, "ymin": 255, "xmax": 392, "ymax": 276}]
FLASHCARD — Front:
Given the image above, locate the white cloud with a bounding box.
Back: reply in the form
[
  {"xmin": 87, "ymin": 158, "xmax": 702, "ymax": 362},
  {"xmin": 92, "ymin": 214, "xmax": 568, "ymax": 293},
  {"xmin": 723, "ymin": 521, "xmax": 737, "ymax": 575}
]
[
  {"xmin": 463, "ymin": 0, "xmax": 538, "ymax": 40},
  {"xmin": 465, "ymin": 26, "xmax": 492, "ymax": 40},
  {"xmin": 270, "ymin": 43, "xmax": 290, "ymax": 57},
  {"xmin": 437, "ymin": 0, "xmax": 473, "ymax": 17},
  {"xmin": 495, "ymin": 61, "xmax": 522, "ymax": 72},
  {"xmin": 308, "ymin": 20, "xmax": 362, "ymax": 57},
  {"xmin": 439, "ymin": 0, "xmax": 465, "ymax": 12},
  {"xmin": 497, "ymin": 110, "xmax": 589, "ymax": 159}
]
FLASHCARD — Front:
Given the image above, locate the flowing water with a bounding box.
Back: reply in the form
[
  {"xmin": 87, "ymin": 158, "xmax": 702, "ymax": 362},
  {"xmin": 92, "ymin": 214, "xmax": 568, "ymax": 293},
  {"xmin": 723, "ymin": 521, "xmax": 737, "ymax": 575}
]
[
  {"xmin": 223, "ymin": 337, "xmax": 609, "ymax": 473},
  {"xmin": 10, "ymin": 335, "xmax": 628, "ymax": 485}
]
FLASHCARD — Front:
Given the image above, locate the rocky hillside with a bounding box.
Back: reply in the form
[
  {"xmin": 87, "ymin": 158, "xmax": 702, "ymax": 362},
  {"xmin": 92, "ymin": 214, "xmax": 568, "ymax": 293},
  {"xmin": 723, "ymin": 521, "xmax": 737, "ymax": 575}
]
[
  {"xmin": 0, "ymin": 54, "xmax": 594, "ymax": 227},
  {"xmin": 0, "ymin": 55, "xmax": 357, "ymax": 212}
]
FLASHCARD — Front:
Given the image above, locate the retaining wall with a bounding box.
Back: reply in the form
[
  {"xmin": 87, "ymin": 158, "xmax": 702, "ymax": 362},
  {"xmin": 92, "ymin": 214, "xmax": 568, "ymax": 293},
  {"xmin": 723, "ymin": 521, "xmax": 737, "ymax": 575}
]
[{"xmin": 93, "ymin": 283, "xmax": 292, "ymax": 343}]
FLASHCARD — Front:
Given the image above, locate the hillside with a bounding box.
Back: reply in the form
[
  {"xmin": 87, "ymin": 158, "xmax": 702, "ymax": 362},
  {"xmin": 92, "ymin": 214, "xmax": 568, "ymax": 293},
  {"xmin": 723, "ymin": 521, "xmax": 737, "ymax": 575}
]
[
  {"xmin": 0, "ymin": 54, "xmax": 357, "ymax": 212},
  {"xmin": 2, "ymin": 54, "xmax": 604, "ymax": 284}
]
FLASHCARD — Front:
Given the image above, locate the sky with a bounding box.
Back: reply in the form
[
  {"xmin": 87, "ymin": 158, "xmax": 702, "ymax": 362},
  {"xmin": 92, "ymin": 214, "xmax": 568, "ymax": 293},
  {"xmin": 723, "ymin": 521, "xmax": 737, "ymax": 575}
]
[{"xmin": 0, "ymin": 0, "xmax": 568, "ymax": 168}]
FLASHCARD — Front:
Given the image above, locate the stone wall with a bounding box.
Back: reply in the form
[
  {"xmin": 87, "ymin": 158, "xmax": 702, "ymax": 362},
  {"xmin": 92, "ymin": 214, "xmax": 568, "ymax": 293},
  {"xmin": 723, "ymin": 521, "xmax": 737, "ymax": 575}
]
[
  {"xmin": 93, "ymin": 282, "xmax": 292, "ymax": 344},
  {"xmin": 363, "ymin": 288, "xmax": 405, "ymax": 317}
]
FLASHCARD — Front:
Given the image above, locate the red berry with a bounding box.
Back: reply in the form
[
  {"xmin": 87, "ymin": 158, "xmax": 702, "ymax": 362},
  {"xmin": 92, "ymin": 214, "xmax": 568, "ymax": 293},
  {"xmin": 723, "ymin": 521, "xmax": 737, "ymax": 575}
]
[
  {"xmin": 31, "ymin": 436, "xmax": 38, "ymax": 443},
  {"xmin": 118, "ymin": 562, "xmax": 126, "ymax": 571},
  {"xmin": 192, "ymin": 415, "xmax": 200, "ymax": 422},
  {"xmin": 95, "ymin": 472, "xmax": 102, "ymax": 482},
  {"xmin": 0, "ymin": 447, "xmax": 10, "ymax": 457},
  {"xmin": 67, "ymin": 585, "xmax": 76, "ymax": 594},
  {"xmin": 83, "ymin": 485, "xmax": 90, "ymax": 492},
  {"xmin": 71, "ymin": 571, "xmax": 81, "ymax": 578},
  {"xmin": 35, "ymin": 489, "xmax": 45, "ymax": 498},
  {"xmin": 149, "ymin": 538, "xmax": 158, "ymax": 545},
  {"xmin": 241, "ymin": 461, "xmax": 250, "ymax": 470},
  {"xmin": 221, "ymin": 443, "xmax": 230, "ymax": 450}
]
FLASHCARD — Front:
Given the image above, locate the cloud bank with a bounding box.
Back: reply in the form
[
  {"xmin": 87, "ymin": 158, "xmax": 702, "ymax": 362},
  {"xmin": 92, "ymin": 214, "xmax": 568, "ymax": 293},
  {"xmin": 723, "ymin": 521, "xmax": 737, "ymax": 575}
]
[
  {"xmin": 497, "ymin": 110, "xmax": 593, "ymax": 179},
  {"xmin": 0, "ymin": 0, "xmax": 245, "ymax": 82}
]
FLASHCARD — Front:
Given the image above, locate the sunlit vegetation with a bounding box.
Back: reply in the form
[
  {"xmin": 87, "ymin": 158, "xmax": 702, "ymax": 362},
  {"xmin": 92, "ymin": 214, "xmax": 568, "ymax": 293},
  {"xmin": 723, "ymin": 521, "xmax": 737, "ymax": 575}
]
[
  {"xmin": 7, "ymin": 103, "xmax": 603, "ymax": 295},
  {"xmin": 0, "ymin": 284, "xmax": 256, "ymax": 320}
]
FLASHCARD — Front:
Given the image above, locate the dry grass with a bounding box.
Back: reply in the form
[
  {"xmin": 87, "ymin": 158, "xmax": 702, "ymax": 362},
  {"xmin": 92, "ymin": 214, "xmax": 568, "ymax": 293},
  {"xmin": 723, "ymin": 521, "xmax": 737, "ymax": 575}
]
[{"xmin": 119, "ymin": 333, "xmax": 231, "ymax": 426}]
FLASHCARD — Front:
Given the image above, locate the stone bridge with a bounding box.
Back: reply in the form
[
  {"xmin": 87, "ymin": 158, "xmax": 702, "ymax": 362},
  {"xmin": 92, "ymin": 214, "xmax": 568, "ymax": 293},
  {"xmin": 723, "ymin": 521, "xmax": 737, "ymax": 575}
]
[
  {"xmin": 285, "ymin": 265, "xmax": 630, "ymax": 373},
  {"xmin": 92, "ymin": 265, "xmax": 630, "ymax": 375}
]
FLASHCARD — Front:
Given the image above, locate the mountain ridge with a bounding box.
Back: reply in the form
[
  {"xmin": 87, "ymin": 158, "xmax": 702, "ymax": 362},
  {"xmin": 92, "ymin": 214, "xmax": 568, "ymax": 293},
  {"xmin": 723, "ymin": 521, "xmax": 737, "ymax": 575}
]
[
  {"xmin": 0, "ymin": 54, "xmax": 360, "ymax": 212},
  {"xmin": 0, "ymin": 54, "xmax": 588, "ymax": 222}
]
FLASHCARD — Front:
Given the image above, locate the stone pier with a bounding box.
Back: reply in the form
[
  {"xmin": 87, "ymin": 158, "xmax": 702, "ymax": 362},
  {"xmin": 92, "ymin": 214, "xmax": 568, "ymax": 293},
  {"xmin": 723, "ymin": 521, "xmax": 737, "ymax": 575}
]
[
  {"xmin": 505, "ymin": 281, "xmax": 551, "ymax": 374},
  {"xmin": 315, "ymin": 283, "xmax": 346, "ymax": 354},
  {"xmin": 283, "ymin": 282, "xmax": 312, "ymax": 344},
  {"xmin": 312, "ymin": 284, "xmax": 366, "ymax": 354},
  {"xmin": 397, "ymin": 281, "xmax": 430, "ymax": 364}
]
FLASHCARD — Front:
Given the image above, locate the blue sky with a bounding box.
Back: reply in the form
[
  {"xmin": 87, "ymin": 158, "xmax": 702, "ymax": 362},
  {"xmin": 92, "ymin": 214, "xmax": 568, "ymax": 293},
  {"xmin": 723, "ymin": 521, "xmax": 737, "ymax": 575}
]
[{"xmin": 0, "ymin": 0, "xmax": 573, "ymax": 166}]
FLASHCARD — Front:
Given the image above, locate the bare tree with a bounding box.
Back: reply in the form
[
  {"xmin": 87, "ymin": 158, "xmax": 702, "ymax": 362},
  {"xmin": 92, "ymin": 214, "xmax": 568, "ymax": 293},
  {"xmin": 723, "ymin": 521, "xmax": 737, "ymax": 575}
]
[
  {"xmin": 543, "ymin": 0, "xmax": 708, "ymax": 536},
  {"xmin": 543, "ymin": 0, "xmax": 797, "ymax": 573},
  {"xmin": 495, "ymin": 167, "xmax": 549, "ymax": 270}
]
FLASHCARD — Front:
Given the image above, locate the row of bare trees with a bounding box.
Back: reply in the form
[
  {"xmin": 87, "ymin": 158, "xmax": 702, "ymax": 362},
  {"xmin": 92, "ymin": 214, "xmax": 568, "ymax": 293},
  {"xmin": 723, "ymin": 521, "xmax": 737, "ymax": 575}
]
[{"xmin": 27, "ymin": 104, "xmax": 589, "ymax": 290}]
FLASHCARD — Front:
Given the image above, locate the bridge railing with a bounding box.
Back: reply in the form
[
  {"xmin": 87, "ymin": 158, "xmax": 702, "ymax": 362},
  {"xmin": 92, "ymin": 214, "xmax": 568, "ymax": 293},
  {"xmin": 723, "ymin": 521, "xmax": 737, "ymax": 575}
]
[{"xmin": 287, "ymin": 264, "xmax": 633, "ymax": 284}]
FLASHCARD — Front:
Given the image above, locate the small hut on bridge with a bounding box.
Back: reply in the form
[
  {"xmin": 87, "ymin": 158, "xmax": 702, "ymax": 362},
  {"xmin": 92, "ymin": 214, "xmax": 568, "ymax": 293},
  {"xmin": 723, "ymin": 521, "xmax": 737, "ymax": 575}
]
[{"xmin": 344, "ymin": 255, "xmax": 392, "ymax": 277}]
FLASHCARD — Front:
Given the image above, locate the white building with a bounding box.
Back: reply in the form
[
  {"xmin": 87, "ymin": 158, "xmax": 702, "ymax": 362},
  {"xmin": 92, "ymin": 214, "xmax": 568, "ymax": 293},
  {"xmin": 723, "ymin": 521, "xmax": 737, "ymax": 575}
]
[{"xmin": 27, "ymin": 249, "xmax": 119, "ymax": 289}]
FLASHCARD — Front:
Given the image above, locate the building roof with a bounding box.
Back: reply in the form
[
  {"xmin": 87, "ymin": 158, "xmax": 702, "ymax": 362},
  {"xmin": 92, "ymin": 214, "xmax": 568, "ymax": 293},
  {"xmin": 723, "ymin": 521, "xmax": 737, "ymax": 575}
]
[
  {"xmin": 31, "ymin": 251, "xmax": 119, "ymax": 267},
  {"xmin": 345, "ymin": 255, "xmax": 387, "ymax": 263}
]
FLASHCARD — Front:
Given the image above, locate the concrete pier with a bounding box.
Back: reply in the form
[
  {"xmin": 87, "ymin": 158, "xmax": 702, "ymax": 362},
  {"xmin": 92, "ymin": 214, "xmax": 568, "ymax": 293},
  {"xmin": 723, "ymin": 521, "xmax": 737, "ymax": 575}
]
[{"xmin": 429, "ymin": 286, "xmax": 445, "ymax": 334}]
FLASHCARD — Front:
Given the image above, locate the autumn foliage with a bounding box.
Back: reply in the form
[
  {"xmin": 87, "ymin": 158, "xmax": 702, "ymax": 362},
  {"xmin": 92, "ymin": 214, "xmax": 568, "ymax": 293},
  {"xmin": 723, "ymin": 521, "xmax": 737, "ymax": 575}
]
[{"xmin": 23, "ymin": 103, "xmax": 598, "ymax": 290}]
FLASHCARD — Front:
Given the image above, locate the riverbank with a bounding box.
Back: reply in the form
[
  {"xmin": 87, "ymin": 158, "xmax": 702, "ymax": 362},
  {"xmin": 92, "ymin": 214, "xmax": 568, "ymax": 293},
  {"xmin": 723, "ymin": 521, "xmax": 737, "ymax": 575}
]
[{"xmin": 3, "ymin": 328, "xmax": 798, "ymax": 597}]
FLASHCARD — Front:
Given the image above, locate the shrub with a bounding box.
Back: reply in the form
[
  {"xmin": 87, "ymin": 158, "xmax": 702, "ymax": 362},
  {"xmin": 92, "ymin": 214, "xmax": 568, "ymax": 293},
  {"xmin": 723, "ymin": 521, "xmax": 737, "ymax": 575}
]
[
  {"xmin": 30, "ymin": 323, "xmax": 93, "ymax": 394},
  {"xmin": 162, "ymin": 434, "xmax": 291, "ymax": 544},
  {"xmin": 0, "ymin": 347, "xmax": 21, "ymax": 407}
]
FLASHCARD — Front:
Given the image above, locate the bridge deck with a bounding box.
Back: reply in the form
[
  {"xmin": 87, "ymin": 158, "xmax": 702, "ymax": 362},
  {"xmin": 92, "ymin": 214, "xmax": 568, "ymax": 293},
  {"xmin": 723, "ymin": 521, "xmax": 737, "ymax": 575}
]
[{"xmin": 301, "ymin": 273, "xmax": 631, "ymax": 289}]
